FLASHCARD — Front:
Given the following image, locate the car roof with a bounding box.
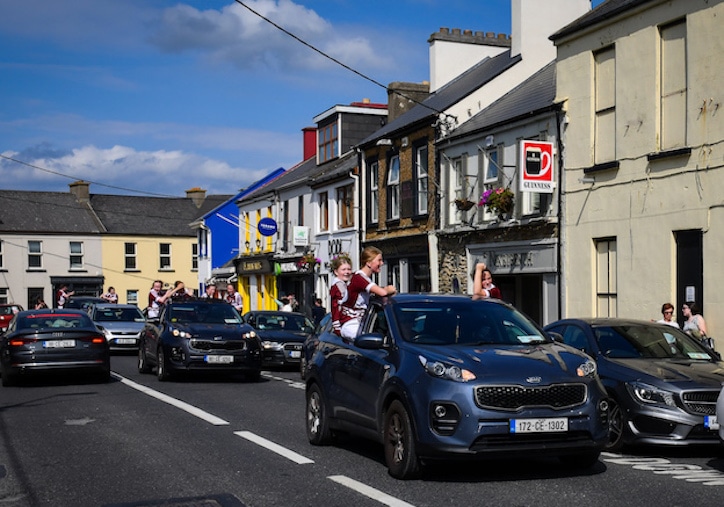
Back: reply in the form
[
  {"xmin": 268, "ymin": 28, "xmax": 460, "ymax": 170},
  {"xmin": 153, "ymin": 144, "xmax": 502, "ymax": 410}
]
[
  {"xmin": 245, "ymin": 310, "xmax": 307, "ymax": 316},
  {"xmin": 547, "ymin": 317, "xmax": 674, "ymax": 327},
  {"xmin": 92, "ymin": 303, "xmax": 139, "ymax": 309}
]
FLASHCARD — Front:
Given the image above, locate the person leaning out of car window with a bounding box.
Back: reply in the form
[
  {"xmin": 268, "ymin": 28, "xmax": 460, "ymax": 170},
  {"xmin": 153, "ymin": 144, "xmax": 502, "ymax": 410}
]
[
  {"xmin": 147, "ymin": 280, "xmax": 179, "ymax": 318},
  {"xmin": 472, "ymin": 262, "xmax": 501, "ymax": 300}
]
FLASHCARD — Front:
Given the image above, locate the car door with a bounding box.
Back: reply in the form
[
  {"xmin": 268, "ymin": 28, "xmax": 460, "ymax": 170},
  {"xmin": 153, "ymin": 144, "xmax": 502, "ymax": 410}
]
[
  {"xmin": 340, "ymin": 305, "xmax": 391, "ymax": 430},
  {"xmin": 141, "ymin": 305, "xmax": 164, "ymax": 364}
]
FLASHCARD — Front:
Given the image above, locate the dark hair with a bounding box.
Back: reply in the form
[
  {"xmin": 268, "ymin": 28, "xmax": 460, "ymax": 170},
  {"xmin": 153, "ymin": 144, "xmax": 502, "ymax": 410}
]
[
  {"xmin": 685, "ymin": 301, "xmax": 701, "ymax": 315},
  {"xmin": 661, "ymin": 302, "xmax": 674, "ymax": 313}
]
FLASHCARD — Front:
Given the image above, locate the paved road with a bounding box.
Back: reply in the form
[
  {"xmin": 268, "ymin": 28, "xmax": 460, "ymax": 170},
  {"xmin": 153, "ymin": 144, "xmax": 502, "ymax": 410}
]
[{"xmin": 1, "ymin": 354, "xmax": 723, "ymax": 506}]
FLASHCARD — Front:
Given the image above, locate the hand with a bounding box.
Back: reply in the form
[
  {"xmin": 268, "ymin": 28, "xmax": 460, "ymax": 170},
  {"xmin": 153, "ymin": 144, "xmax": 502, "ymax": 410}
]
[{"xmin": 476, "ymin": 262, "xmax": 487, "ymax": 271}]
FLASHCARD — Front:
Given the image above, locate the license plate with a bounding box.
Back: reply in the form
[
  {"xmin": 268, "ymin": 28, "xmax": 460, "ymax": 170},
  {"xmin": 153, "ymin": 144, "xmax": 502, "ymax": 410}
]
[
  {"xmin": 510, "ymin": 417, "xmax": 568, "ymax": 433},
  {"xmin": 705, "ymin": 415, "xmax": 719, "ymax": 430},
  {"xmin": 205, "ymin": 355, "xmax": 233, "ymax": 364},
  {"xmin": 44, "ymin": 340, "xmax": 76, "ymax": 348},
  {"xmin": 115, "ymin": 338, "xmax": 137, "ymax": 345},
  {"xmin": 288, "ymin": 350, "xmax": 301, "ymax": 358}
]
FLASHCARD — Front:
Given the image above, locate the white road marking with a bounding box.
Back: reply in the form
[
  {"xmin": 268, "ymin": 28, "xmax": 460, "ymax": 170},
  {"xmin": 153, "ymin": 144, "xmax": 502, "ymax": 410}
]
[
  {"xmin": 114, "ymin": 373, "xmax": 229, "ymax": 426},
  {"xmin": 328, "ymin": 475, "xmax": 417, "ymax": 507},
  {"xmin": 262, "ymin": 372, "xmax": 305, "ymax": 389},
  {"xmin": 234, "ymin": 430, "xmax": 314, "ymax": 464},
  {"xmin": 602, "ymin": 452, "xmax": 724, "ymax": 486}
]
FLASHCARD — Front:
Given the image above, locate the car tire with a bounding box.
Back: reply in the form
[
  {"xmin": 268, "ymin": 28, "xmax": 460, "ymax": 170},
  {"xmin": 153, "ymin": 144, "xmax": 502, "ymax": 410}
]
[
  {"xmin": 1, "ymin": 368, "xmax": 18, "ymax": 387},
  {"xmin": 246, "ymin": 369, "xmax": 261, "ymax": 383},
  {"xmin": 384, "ymin": 400, "xmax": 421, "ymax": 480},
  {"xmin": 606, "ymin": 397, "xmax": 626, "ymax": 452},
  {"xmin": 157, "ymin": 346, "xmax": 171, "ymax": 381},
  {"xmin": 306, "ymin": 383, "xmax": 332, "ymax": 445},
  {"xmin": 137, "ymin": 343, "xmax": 152, "ymax": 374},
  {"xmin": 559, "ymin": 451, "xmax": 600, "ymax": 468}
]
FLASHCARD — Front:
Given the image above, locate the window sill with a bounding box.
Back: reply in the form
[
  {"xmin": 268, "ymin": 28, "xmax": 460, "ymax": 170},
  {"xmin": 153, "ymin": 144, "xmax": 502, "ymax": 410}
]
[
  {"xmin": 159, "ymin": 269, "xmax": 175, "ymax": 272},
  {"xmin": 124, "ymin": 269, "xmax": 141, "ymax": 273},
  {"xmin": 26, "ymin": 269, "xmax": 46, "ymax": 273},
  {"xmin": 583, "ymin": 160, "xmax": 619, "ymax": 174},
  {"xmin": 647, "ymin": 147, "xmax": 692, "ymax": 162}
]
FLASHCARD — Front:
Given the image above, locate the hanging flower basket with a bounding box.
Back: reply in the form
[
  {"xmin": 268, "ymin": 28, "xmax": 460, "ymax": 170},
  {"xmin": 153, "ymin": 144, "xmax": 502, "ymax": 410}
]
[
  {"xmin": 297, "ymin": 253, "xmax": 321, "ymax": 273},
  {"xmin": 478, "ymin": 187, "xmax": 514, "ymax": 215},
  {"xmin": 453, "ymin": 198, "xmax": 476, "ymax": 211}
]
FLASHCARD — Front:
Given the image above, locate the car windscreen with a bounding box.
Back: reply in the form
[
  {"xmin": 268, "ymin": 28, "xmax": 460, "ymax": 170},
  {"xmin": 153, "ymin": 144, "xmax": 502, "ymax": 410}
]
[
  {"xmin": 95, "ymin": 308, "xmax": 145, "ymax": 322},
  {"xmin": 169, "ymin": 304, "xmax": 242, "ymax": 325},
  {"xmin": 18, "ymin": 313, "xmax": 93, "ymax": 330},
  {"xmin": 253, "ymin": 314, "xmax": 313, "ymax": 332},
  {"xmin": 594, "ymin": 325, "xmax": 714, "ymax": 360},
  {"xmin": 392, "ymin": 300, "xmax": 548, "ymax": 346}
]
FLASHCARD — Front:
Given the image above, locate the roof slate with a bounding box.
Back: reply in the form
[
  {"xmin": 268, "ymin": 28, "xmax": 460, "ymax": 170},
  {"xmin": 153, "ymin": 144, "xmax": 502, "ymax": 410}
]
[
  {"xmin": 551, "ymin": 0, "xmax": 658, "ymax": 41},
  {"xmin": 358, "ymin": 50, "xmax": 521, "ymax": 146}
]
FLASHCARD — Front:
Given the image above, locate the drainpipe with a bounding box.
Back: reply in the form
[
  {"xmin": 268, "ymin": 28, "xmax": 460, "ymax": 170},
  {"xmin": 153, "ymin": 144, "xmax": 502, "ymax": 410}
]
[{"xmin": 555, "ymin": 108, "xmax": 565, "ymax": 321}]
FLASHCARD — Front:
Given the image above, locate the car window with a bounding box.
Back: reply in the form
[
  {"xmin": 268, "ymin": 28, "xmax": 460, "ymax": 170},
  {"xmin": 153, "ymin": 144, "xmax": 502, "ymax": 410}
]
[
  {"xmin": 594, "ymin": 325, "xmax": 712, "ymax": 360},
  {"xmin": 560, "ymin": 325, "xmax": 590, "ymax": 352},
  {"xmin": 19, "ymin": 313, "xmax": 93, "ymax": 330},
  {"xmin": 393, "ymin": 300, "xmax": 547, "ymax": 346}
]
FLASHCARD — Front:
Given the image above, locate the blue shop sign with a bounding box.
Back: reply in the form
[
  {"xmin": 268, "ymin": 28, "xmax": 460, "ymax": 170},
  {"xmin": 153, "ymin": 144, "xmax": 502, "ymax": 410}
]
[{"xmin": 258, "ymin": 217, "xmax": 278, "ymax": 236}]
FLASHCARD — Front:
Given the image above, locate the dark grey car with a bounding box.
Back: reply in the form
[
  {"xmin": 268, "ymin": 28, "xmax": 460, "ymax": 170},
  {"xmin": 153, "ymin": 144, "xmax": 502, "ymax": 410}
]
[{"xmin": 544, "ymin": 318, "xmax": 724, "ymax": 450}]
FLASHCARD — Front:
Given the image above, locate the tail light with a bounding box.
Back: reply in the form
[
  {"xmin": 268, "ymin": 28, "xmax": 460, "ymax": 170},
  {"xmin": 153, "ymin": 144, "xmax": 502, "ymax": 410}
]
[{"xmin": 91, "ymin": 337, "xmax": 105, "ymax": 344}]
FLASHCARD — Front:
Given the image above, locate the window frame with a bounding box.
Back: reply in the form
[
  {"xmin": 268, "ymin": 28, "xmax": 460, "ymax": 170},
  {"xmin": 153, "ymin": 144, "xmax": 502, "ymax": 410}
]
[
  {"xmin": 337, "ymin": 184, "xmax": 354, "ymax": 229},
  {"xmin": 27, "ymin": 240, "xmax": 43, "ymax": 269},
  {"xmin": 318, "ymin": 191, "xmax": 329, "ymax": 232},
  {"xmin": 414, "ymin": 142, "xmax": 429, "ymax": 216},
  {"xmin": 594, "ymin": 45, "xmax": 616, "ymax": 164},
  {"xmin": 69, "ymin": 241, "xmax": 84, "ymax": 270},
  {"xmin": 367, "ymin": 160, "xmax": 379, "ymax": 224},
  {"xmin": 659, "ymin": 19, "xmax": 687, "ymax": 150},
  {"xmin": 318, "ymin": 121, "xmax": 339, "ymax": 163},
  {"xmin": 124, "ymin": 242, "xmax": 137, "ymax": 271},
  {"xmin": 595, "ymin": 237, "xmax": 618, "ymax": 317},
  {"xmin": 387, "ymin": 154, "xmax": 400, "ymax": 221}
]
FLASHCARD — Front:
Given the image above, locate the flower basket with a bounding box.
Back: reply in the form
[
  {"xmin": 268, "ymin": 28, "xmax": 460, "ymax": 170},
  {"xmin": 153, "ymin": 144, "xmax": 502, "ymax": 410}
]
[
  {"xmin": 453, "ymin": 198, "xmax": 476, "ymax": 211},
  {"xmin": 479, "ymin": 187, "xmax": 514, "ymax": 215},
  {"xmin": 297, "ymin": 253, "xmax": 321, "ymax": 272}
]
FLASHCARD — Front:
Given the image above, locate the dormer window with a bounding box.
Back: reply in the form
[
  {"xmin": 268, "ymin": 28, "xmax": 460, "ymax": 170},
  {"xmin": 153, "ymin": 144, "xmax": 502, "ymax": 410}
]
[{"xmin": 318, "ymin": 122, "xmax": 338, "ymax": 163}]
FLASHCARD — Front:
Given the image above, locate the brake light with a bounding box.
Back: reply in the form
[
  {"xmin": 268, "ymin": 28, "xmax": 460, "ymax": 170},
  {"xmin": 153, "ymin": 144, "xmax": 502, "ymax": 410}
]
[
  {"xmin": 91, "ymin": 337, "xmax": 105, "ymax": 344},
  {"xmin": 9, "ymin": 339, "xmax": 27, "ymax": 346}
]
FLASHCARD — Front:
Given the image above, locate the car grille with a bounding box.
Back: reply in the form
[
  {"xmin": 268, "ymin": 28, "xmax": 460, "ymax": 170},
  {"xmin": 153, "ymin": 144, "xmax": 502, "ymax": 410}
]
[
  {"xmin": 190, "ymin": 339, "xmax": 246, "ymax": 351},
  {"xmin": 681, "ymin": 390, "xmax": 719, "ymax": 415},
  {"xmin": 284, "ymin": 343, "xmax": 303, "ymax": 352},
  {"xmin": 474, "ymin": 384, "xmax": 587, "ymax": 411}
]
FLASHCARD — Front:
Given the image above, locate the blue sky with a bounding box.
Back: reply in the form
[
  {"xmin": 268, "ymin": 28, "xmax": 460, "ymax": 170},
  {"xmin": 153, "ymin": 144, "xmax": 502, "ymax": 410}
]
[{"xmin": 0, "ymin": 0, "xmax": 603, "ymax": 197}]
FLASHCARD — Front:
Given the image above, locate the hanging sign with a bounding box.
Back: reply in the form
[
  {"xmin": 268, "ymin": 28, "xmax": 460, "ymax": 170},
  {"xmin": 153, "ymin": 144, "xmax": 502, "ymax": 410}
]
[
  {"xmin": 258, "ymin": 217, "xmax": 278, "ymax": 236},
  {"xmin": 520, "ymin": 140, "xmax": 555, "ymax": 193}
]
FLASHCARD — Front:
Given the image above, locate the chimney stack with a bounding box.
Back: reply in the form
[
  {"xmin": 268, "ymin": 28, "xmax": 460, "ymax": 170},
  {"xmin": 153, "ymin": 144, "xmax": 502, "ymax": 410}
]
[
  {"xmin": 185, "ymin": 187, "xmax": 207, "ymax": 208},
  {"xmin": 69, "ymin": 180, "xmax": 90, "ymax": 203}
]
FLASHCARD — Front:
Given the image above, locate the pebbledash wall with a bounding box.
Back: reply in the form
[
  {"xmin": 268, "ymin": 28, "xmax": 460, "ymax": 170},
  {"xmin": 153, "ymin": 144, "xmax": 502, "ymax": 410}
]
[{"xmin": 555, "ymin": 0, "xmax": 724, "ymax": 346}]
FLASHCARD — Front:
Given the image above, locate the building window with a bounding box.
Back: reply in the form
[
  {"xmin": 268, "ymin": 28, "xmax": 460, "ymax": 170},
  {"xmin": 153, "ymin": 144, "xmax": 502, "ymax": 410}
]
[
  {"xmin": 318, "ymin": 122, "xmax": 338, "ymax": 163},
  {"xmin": 28, "ymin": 240, "xmax": 42, "ymax": 269},
  {"xmin": 319, "ymin": 191, "xmax": 329, "ymax": 232},
  {"xmin": 448, "ymin": 157, "xmax": 465, "ymax": 225},
  {"xmin": 660, "ymin": 20, "xmax": 686, "ymax": 150},
  {"xmin": 69, "ymin": 241, "xmax": 83, "ymax": 270},
  {"xmin": 297, "ymin": 196, "xmax": 304, "ymax": 226},
  {"xmin": 594, "ymin": 46, "xmax": 616, "ymax": 164},
  {"xmin": 479, "ymin": 147, "xmax": 500, "ymax": 222},
  {"xmin": 127, "ymin": 290, "xmax": 138, "ymax": 305},
  {"xmin": 0, "ymin": 239, "xmax": 4, "ymax": 269},
  {"xmin": 337, "ymin": 184, "xmax": 354, "ymax": 229},
  {"xmin": 368, "ymin": 160, "xmax": 379, "ymax": 224},
  {"xmin": 160, "ymin": 243, "xmax": 171, "ymax": 270},
  {"xmin": 192, "ymin": 243, "xmax": 198, "ymax": 271},
  {"xmin": 595, "ymin": 238, "xmax": 617, "ymax": 317},
  {"xmin": 125, "ymin": 242, "xmax": 137, "ymax": 270},
  {"xmin": 415, "ymin": 144, "xmax": 428, "ymax": 215},
  {"xmin": 0, "ymin": 288, "xmax": 7, "ymax": 304},
  {"xmin": 387, "ymin": 155, "xmax": 400, "ymax": 220}
]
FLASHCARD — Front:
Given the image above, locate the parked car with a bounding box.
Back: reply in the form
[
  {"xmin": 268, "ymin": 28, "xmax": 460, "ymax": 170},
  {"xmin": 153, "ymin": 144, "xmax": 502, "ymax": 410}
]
[
  {"xmin": 242, "ymin": 310, "xmax": 315, "ymax": 368},
  {"xmin": 544, "ymin": 318, "xmax": 724, "ymax": 451},
  {"xmin": 64, "ymin": 296, "xmax": 106, "ymax": 312},
  {"xmin": 716, "ymin": 385, "xmax": 724, "ymax": 441},
  {"xmin": 0, "ymin": 309, "xmax": 110, "ymax": 386},
  {"xmin": 0, "ymin": 303, "xmax": 23, "ymax": 332},
  {"xmin": 300, "ymin": 313, "xmax": 332, "ymax": 380},
  {"xmin": 88, "ymin": 303, "xmax": 146, "ymax": 352},
  {"xmin": 138, "ymin": 299, "xmax": 262, "ymax": 381},
  {"xmin": 305, "ymin": 294, "xmax": 610, "ymax": 479}
]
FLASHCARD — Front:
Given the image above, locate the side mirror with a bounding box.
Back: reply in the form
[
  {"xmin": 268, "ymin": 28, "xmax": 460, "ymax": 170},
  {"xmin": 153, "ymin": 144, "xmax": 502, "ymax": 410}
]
[
  {"xmin": 355, "ymin": 332, "xmax": 385, "ymax": 350},
  {"xmin": 547, "ymin": 331, "xmax": 564, "ymax": 343}
]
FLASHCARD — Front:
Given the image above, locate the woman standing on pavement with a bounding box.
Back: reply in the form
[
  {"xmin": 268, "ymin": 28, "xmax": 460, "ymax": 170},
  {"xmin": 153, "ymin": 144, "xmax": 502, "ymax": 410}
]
[{"xmin": 682, "ymin": 301, "xmax": 708, "ymax": 341}]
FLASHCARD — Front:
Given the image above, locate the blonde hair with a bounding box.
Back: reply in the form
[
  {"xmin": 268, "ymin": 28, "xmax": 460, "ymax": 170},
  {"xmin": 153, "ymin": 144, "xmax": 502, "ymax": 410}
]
[{"xmin": 360, "ymin": 246, "xmax": 382, "ymax": 267}]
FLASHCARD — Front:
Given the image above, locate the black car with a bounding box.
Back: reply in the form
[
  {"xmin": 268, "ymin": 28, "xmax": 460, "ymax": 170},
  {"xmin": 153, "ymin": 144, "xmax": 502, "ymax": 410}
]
[
  {"xmin": 64, "ymin": 296, "xmax": 106, "ymax": 311},
  {"xmin": 300, "ymin": 313, "xmax": 332, "ymax": 380},
  {"xmin": 1, "ymin": 309, "xmax": 110, "ymax": 386},
  {"xmin": 544, "ymin": 318, "xmax": 724, "ymax": 450},
  {"xmin": 243, "ymin": 311, "xmax": 315, "ymax": 368},
  {"xmin": 305, "ymin": 294, "xmax": 610, "ymax": 479},
  {"xmin": 138, "ymin": 299, "xmax": 262, "ymax": 381}
]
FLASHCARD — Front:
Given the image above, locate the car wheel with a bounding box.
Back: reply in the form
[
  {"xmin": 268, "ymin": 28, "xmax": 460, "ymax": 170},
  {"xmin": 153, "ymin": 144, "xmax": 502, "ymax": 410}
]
[
  {"xmin": 138, "ymin": 343, "xmax": 152, "ymax": 374},
  {"xmin": 306, "ymin": 383, "xmax": 332, "ymax": 445},
  {"xmin": 1, "ymin": 368, "xmax": 18, "ymax": 387},
  {"xmin": 157, "ymin": 346, "xmax": 171, "ymax": 381},
  {"xmin": 384, "ymin": 400, "xmax": 421, "ymax": 480},
  {"xmin": 606, "ymin": 397, "xmax": 625, "ymax": 452},
  {"xmin": 246, "ymin": 369, "xmax": 261, "ymax": 382},
  {"xmin": 559, "ymin": 451, "xmax": 600, "ymax": 468}
]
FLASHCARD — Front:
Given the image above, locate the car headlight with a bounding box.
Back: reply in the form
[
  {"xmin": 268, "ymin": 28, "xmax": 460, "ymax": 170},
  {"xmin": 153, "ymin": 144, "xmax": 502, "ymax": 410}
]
[
  {"xmin": 102, "ymin": 328, "xmax": 113, "ymax": 341},
  {"xmin": 262, "ymin": 341, "xmax": 283, "ymax": 351},
  {"xmin": 243, "ymin": 330, "xmax": 257, "ymax": 340},
  {"xmin": 171, "ymin": 328, "xmax": 193, "ymax": 339},
  {"xmin": 576, "ymin": 359, "xmax": 597, "ymax": 377},
  {"xmin": 626, "ymin": 381, "xmax": 677, "ymax": 408},
  {"xmin": 418, "ymin": 355, "xmax": 476, "ymax": 382}
]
